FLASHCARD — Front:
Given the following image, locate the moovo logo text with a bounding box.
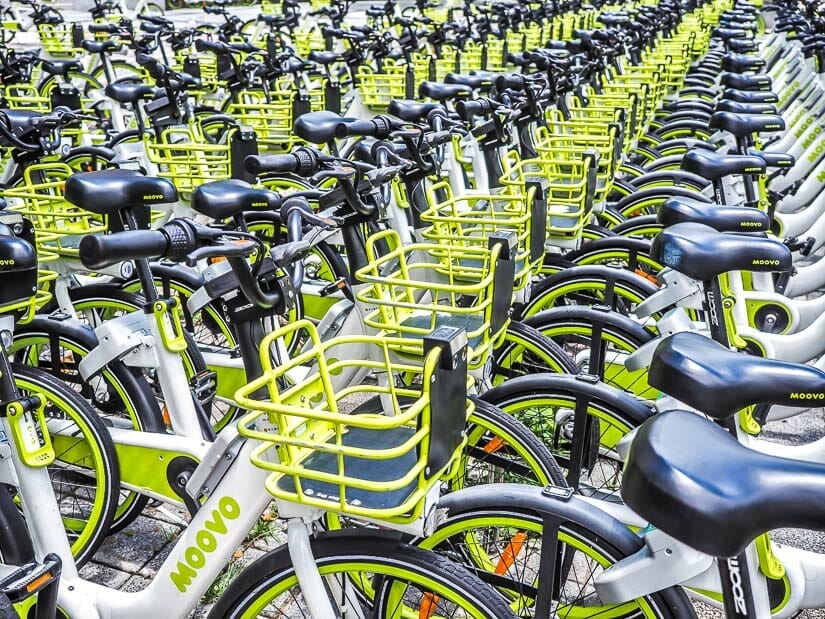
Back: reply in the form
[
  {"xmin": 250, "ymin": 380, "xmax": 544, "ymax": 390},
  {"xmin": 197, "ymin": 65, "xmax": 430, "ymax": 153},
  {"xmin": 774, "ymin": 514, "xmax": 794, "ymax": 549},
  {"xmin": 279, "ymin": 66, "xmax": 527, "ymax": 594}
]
[
  {"xmin": 170, "ymin": 496, "xmax": 241, "ymax": 592},
  {"xmin": 143, "ymin": 194, "xmax": 165, "ymax": 201},
  {"xmin": 802, "ymin": 124, "xmax": 823, "ymax": 150},
  {"xmin": 752, "ymin": 259, "xmax": 780, "ymax": 266},
  {"xmin": 793, "ymin": 112, "xmax": 813, "ymax": 138},
  {"xmin": 0, "ymin": 259, "xmax": 15, "ymax": 266},
  {"xmin": 790, "ymin": 392, "xmax": 825, "ymax": 400},
  {"xmin": 739, "ymin": 221, "xmax": 762, "ymax": 228}
]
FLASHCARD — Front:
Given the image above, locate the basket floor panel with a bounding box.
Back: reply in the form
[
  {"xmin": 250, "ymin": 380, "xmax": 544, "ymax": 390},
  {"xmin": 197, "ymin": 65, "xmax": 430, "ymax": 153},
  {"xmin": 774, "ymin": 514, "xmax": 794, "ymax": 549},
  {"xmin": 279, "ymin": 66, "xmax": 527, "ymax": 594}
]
[{"xmin": 276, "ymin": 426, "xmax": 419, "ymax": 511}]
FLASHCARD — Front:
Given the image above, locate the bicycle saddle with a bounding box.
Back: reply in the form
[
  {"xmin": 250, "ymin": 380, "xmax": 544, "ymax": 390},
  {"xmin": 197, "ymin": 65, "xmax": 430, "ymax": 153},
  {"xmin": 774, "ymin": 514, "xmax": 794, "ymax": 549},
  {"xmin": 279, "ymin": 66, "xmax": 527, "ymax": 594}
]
[
  {"xmin": 729, "ymin": 38, "xmax": 757, "ymax": 53},
  {"xmin": 105, "ymin": 82, "xmax": 159, "ymax": 104},
  {"xmin": 387, "ymin": 99, "xmax": 441, "ymax": 122},
  {"xmin": 721, "ymin": 52, "xmax": 765, "ymax": 72},
  {"xmin": 680, "ymin": 149, "xmax": 765, "ymax": 181},
  {"xmin": 444, "ymin": 73, "xmax": 494, "ymax": 92},
  {"xmin": 307, "ymin": 51, "xmax": 342, "ymax": 65},
  {"xmin": 714, "ymin": 99, "xmax": 777, "ymax": 115},
  {"xmin": 651, "ymin": 222, "xmax": 791, "ymax": 281},
  {"xmin": 39, "ymin": 59, "xmax": 82, "ymax": 76},
  {"xmin": 748, "ymin": 147, "xmax": 794, "ymax": 169},
  {"xmin": 292, "ymin": 111, "xmax": 354, "ymax": 144},
  {"xmin": 650, "ymin": 331, "xmax": 825, "ymax": 420},
  {"xmin": 191, "ymin": 179, "xmax": 280, "ymax": 221},
  {"xmin": 723, "ymin": 87, "xmax": 778, "ymax": 103},
  {"xmin": 418, "ymin": 81, "xmax": 472, "ymax": 102},
  {"xmin": 0, "ymin": 233, "xmax": 37, "ymax": 308},
  {"xmin": 714, "ymin": 27, "xmax": 747, "ymax": 39},
  {"xmin": 709, "ymin": 111, "xmax": 784, "ymax": 137},
  {"xmin": 80, "ymin": 40, "xmax": 120, "ymax": 54},
  {"xmin": 622, "ymin": 410, "xmax": 825, "ymax": 558},
  {"xmin": 658, "ymin": 196, "xmax": 769, "ymax": 232},
  {"xmin": 64, "ymin": 169, "xmax": 178, "ymax": 215}
]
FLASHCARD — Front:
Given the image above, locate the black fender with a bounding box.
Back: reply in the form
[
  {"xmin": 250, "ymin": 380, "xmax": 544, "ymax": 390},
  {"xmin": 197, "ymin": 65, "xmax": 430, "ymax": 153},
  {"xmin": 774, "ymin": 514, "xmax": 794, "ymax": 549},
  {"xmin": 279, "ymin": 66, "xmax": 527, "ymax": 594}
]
[
  {"xmin": 641, "ymin": 154, "xmax": 684, "ymax": 172},
  {"xmin": 611, "ymin": 215, "xmax": 662, "ymax": 236},
  {"xmin": 653, "ymin": 137, "xmax": 716, "ymax": 156},
  {"xmin": 106, "ymin": 129, "xmax": 141, "ymax": 149},
  {"xmin": 628, "ymin": 170, "xmax": 710, "ymax": 191},
  {"xmin": 612, "ymin": 186, "xmax": 711, "ymax": 216},
  {"xmin": 655, "ymin": 111, "xmax": 711, "ymax": 126},
  {"xmin": 519, "ymin": 264, "xmax": 658, "ymax": 319},
  {"xmin": 480, "ymin": 371, "xmax": 654, "ymax": 427},
  {"xmin": 564, "ymin": 236, "xmax": 656, "ymax": 270},
  {"xmin": 650, "ymin": 119, "xmax": 713, "ymax": 140},
  {"xmin": 661, "ymin": 99, "xmax": 715, "ymax": 115},
  {"xmin": 678, "ymin": 86, "xmax": 717, "ymax": 100}
]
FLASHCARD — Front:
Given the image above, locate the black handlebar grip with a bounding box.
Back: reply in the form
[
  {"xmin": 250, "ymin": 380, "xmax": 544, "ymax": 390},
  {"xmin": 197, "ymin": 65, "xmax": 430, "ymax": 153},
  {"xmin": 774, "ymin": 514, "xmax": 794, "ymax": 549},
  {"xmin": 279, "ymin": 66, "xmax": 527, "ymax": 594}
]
[
  {"xmin": 456, "ymin": 98, "xmax": 493, "ymax": 120},
  {"xmin": 243, "ymin": 153, "xmax": 300, "ymax": 175},
  {"xmin": 79, "ymin": 230, "xmax": 169, "ymax": 270},
  {"xmin": 495, "ymin": 73, "xmax": 526, "ymax": 92},
  {"xmin": 195, "ymin": 39, "xmax": 225, "ymax": 54}
]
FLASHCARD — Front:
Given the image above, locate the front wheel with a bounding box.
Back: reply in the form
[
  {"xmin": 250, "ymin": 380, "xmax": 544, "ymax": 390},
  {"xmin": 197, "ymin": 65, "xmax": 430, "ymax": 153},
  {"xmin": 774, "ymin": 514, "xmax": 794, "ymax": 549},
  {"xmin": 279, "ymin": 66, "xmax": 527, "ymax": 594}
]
[
  {"xmin": 208, "ymin": 529, "xmax": 521, "ymax": 619},
  {"xmin": 419, "ymin": 484, "xmax": 697, "ymax": 618},
  {"xmin": 12, "ymin": 364, "xmax": 119, "ymax": 567}
]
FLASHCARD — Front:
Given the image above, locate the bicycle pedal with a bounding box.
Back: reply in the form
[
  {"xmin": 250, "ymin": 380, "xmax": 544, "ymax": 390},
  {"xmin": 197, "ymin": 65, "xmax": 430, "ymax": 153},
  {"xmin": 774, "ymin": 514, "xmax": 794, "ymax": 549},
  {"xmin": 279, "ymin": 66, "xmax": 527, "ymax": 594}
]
[
  {"xmin": 190, "ymin": 370, "xmax": 217, "ymax": 406},
  {"xmin": 319, "ymin": 277, "xmax": 348, "ymax": 297},
  {"xmin": 0, "ymin": 553, "xmax": 61, "ymax": 605}
]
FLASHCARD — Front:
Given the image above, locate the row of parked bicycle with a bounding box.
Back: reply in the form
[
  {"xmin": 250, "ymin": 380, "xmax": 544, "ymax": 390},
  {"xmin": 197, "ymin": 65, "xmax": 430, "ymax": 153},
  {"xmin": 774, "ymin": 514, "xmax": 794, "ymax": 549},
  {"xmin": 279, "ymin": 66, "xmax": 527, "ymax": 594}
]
[{"xmin": 0, "ymin": 0, "xmax": 822, "ymax": 616}]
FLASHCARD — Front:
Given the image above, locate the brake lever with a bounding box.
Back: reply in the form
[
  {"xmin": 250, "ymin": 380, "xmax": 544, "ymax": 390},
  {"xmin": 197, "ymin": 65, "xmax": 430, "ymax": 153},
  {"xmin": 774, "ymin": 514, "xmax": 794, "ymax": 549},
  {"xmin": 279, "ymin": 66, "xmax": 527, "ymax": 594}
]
[
  {"xmin": 270, "ymin": 239, "xmax": 311, "ymax": 269},
  {"xmin": 185, "ymin": 240, "xmax": 256, "ymax": 267},
  {"xmin": 365, "ymin": 164, "xmax": 404, "ymax": 186}
]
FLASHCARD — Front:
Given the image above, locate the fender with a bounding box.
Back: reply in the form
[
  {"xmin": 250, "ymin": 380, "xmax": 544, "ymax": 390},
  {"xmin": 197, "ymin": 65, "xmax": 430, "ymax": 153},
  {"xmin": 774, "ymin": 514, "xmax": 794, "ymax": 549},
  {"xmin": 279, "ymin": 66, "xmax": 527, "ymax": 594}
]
[
  {"xmin": 566, "ymin": 236, "xmax": 652, "ymax": 259},
  {"xmin": 480, "ymin": 371, "xmax": 654, "ymax": 428},
  {"xmin": 106, "ymin": 129, "xmax": 141, "ymax": 149},
  {"xmin": 655, "ymin": 111, "xmax": 712, "ymax": 127},
  {"xmin": 628, "ymin": 170, "xmax": 710, "ymax": 191},
  {"xmin": 650, "ymin": 119, "xmax": 714, "ymax": 140},
  {"xmin": 661, "ymin": 100, "xmax": 715, "ymax": 115},
  {"xmin": 519, "ymin": 264, "xmax": 658, "ymax": 319},
  {"xmin": 641, "ymin": 154, "xmax": 684, "ymax": 172},
  {"xmin": 523, "ymin": 304, "xmax": 656, "ymax": 342},
  {"xmin": 679, "ymin": 86, "xmax": 717, "ymax": 100},
  {"xmin": 612, "ymin": 186, "xmax": 711, "ymax": 217},
  {"xmin": 611, "ymin": 215, "xmax": 661, "ymax": 236},
  {"xmin": 653, "ymin": 137, "xmax": 716, "ymax": 155}
]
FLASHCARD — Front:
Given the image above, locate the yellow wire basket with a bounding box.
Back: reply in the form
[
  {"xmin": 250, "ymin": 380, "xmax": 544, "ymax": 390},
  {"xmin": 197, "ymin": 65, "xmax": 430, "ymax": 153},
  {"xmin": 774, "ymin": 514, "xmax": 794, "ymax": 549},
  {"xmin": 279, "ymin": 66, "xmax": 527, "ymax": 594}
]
[
  {"xmin": 459, "ymin": 42, "xmax": 484, "ymax": 72},
  {"xmin": 144, "ymin": 126, "xmax": 233, "ymax": 196},
  {"xmin": 236, "ymin": 319, "xmax": 471, "ymax": 523},
  {"xmin": 357, "ymin": 64, "xmax": 407, "ymax": 110},
  {"xmin": 2, "ymin": 163, "xmax": 109, "ymax": 257},
  {"xmin": 421, "ymin": 179, "xmax": 537, "ymax": 291},
  {"xmin": 225, "ymin": 88, "xmax": 294, "ymax": 152},
  {"xmin": 354, "ymin": 229, "xmax": 514, "ymax": 370},
  {"xmin": 291, "ymin": 30, "xmax": 325, "ymax": 58},
  {"xmin": 37, "ymin": 24, "xmax": 81, "ymax": 58},
  {"xmin": 536, "ymin": 124, "xmax": 619, "ymax": 206}
]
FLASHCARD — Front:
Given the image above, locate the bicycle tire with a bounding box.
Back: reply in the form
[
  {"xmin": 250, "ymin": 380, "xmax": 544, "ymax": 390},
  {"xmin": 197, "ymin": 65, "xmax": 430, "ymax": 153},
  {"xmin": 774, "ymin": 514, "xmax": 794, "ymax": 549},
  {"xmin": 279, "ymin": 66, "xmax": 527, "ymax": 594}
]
[
  {"xmin": 208, "ymin": 528, "xmax": 520, "ymax": 619},
  {"xmin": 462, "ymin": 398, "xmax": 567, "ymax": 488},
  {"xmin": 519, "ymin": 265, "xmax": 658, "ymax": 318},
  {"xmin": 11, "ymin": 316, "xmax": 164, "ymax": 533},
  {"xmin": 11, "ymin": 364, "xmax": 119, "ymax": 566},
  {"xmin": 522, "ymin": 306, "xmax": 657, "ymax": 397},
  {"xmin": 419, "ymin": 484, "xmax": 697, "ymax": 618},
  {"xmin": 481, "ymin": 373, "xmax": 653, "ymax": 495},
  {"xmin": 492, "ymin": 320, "xmax": 580, "ymax": 382}
]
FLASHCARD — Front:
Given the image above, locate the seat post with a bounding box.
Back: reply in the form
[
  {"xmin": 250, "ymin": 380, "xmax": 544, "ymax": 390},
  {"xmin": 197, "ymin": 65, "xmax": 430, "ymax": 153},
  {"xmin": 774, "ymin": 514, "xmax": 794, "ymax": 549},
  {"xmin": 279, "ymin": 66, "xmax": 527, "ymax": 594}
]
[
  {"xmin": 701, "ymin": 275, "xmax": 731, "ymax": 348},
  {"xmin": 120, "ymin": 207, "xmax": 160, "ymax": 306},
  {"xmin": 734, "ymin": 133, "xmax": 760, "ymax": 208}
]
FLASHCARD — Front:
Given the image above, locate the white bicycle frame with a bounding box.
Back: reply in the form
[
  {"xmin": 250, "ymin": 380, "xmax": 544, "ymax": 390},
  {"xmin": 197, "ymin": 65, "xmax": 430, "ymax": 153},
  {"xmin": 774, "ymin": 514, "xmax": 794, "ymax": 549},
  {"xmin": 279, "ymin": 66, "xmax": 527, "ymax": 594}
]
[{"xmin": 589, "ymin": 408, "xmax": 825, "ymax": 619}]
